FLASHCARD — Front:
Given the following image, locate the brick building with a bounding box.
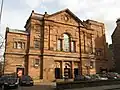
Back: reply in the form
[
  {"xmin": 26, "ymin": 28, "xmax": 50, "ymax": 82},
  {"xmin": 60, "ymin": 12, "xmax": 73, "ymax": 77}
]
[
  {"xmin": 112, "ymin": 19, "xmax": 120, "ymax": 73},
  {"xmin": 4, "ymin": 9, "xmax": 108, "ymax": 81}
]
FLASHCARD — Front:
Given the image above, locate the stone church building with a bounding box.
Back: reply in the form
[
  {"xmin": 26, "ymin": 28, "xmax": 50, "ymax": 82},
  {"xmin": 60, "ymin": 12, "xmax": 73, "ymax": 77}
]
[{"xmin": 4, "ymin": 9, "xmax": 108, "ymax": 81}]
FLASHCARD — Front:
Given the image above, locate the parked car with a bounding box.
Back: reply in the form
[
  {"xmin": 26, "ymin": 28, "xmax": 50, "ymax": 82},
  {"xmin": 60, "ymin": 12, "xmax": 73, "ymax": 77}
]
[
  {"xmin": 107, "ymin": 72, "xmax": 120, "ymax": 80},
  {"xmin": 2, "ymin": 75, "xmax": 19, "ymax": 89},
  {"xmin": 0, "ymin": 76, "xmax": 4, "ymax": 88},
  {"xmin": 84, "ymin": 75, "xmax": 92, "ymax": 80},
  {"xmin": 90, "ymin": 74, "xmax": 108, "ymax": 81},
  {"xmin": 19, "ymin": 75, "xmax": 34, "ymax": 86},
  {"xmin": 98, "ymin": 74, "xmax": 108, "ymax": 80},
  {"xmin": 114, "ymin": 72, "xmax": 120, "ymax": 79},
  {"xmin": 90, "ymin": 74, "xmax": 100, "ymax": 81},
  {"xmin": 74, "ymin": 75, "xmax": 86, "ymax": 81}
]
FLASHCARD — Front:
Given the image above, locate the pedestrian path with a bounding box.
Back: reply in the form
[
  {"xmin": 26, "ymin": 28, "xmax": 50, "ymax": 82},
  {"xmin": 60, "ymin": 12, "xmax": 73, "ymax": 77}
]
[{"xmin": 66, "ymin": 84, "xmax": 120, "ymax": 90}]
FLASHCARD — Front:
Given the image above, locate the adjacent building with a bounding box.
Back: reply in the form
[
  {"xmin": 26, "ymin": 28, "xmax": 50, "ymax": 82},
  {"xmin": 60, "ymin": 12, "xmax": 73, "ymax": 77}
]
[
  {"xmin": 112, "ymin": 19, "xmax": 120, "ymax": 73},
  {"xmin": 106, "ymin": 44, "xmax": 115, "ymax": 71},
  {"xmin": 4, "ymin": 9, "xmax": 108, "ymax": 81}
]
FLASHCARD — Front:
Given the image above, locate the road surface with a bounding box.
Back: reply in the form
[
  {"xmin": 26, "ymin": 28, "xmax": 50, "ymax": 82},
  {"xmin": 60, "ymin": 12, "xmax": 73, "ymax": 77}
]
[{"xmin": 1, "ymin": 83, "xmax": 120, "ymax": 90}]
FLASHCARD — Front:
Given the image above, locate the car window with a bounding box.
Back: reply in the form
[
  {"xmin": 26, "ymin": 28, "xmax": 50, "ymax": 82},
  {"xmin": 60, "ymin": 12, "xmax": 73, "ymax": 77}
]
[
  {"xmin": 2, "ymin": 75, "xmax": 17, "ymax": 82},
  {"xmin": 21, "ymin": 75, "xmax": 32, "ymax": 80}
]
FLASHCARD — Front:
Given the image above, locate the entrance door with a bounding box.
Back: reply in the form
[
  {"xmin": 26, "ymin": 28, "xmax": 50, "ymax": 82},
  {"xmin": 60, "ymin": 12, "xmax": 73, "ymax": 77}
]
[
  {"xmin": 55, "ymin": 68, "xmax": 61, "ymax": 79},
  {"xmin": 74, "ymin": 68, "xmax": 79, "ymax": 78}
]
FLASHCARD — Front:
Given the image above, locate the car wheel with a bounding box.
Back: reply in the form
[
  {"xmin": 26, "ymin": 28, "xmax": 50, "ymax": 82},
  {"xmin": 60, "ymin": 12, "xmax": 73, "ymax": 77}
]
[
  {"xmin": 31, "ymin": 83, "xmax": 33, "ymax": 86},
  {"xmin": 19, "ymin": 83, "xmax": 22, "ymax": 86},
  {"xmin": 1, "ymin": 85, "xmax": 4, "ymax": 90},
  {"xmin": 3, "ymin": 86, "xmax": 7, "ymax": 90},
  {"xmin": 15, "ymin": 85, "xmax": 19, "ymax": 88}
]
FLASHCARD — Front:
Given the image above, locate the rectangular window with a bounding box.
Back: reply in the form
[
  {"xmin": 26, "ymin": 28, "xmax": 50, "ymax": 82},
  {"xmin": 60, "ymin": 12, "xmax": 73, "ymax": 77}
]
[
  {"xmin": 13, "ymin": 42, "xmax": 17, "ymax": 48},
  {"xmin": 13, "ymin": 41, "xmax": 25, "ymax": 49},
  {"xmin": 90, "ymin": 61, "xmax": 94, "ymax": 69},
  {"xmin": 34, "ymin": 40, "xmax": 40, "ymax": 48},
  {"xmin": 22, "ymin": 42, "xmax": 25, "ymax": 49},
  {"xmin": 57, "ymin": 39, "xmax": 62, "ymax": 51},
  {"xmin": 17, "ymin": 42, "xmax": 22, "ymax": 49},
  {"xmin": 95, "ymin": 48, "xmax": 103, "ymax": 56},
  {"xmin": 34, "ymin": 59, "xmax": 39, "ymax": 67},
  {"xmin": 71, "ymin": 41, "xmax": 76, "ymax": 52}
]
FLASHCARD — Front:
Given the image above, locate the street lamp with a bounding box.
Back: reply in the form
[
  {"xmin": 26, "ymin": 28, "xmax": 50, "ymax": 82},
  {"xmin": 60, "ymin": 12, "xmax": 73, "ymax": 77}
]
[{"xmin": 0, "ymin": 0, "xmax": 4, "ymax": 24}]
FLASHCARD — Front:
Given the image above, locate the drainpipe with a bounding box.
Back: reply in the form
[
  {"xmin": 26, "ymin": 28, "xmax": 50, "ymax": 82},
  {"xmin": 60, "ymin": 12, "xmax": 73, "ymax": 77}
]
[
  {"xmin": 78, "ymin": 25, "xmax": 82, "ymax": 75},
  {"xmin": 40, "ymin": 12, "xmax": 45, "ymax": 79}
]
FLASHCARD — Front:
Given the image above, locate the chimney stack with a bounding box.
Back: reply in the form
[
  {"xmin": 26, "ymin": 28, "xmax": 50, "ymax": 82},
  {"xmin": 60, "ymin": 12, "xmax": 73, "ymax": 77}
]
[
  {"xmin": 6, "ymin": 27, "xmax": 9, "ymax": 31},
  {"xmin": 44, "ymin": 12, "xmax": 49, "ymax": 16},
  {"xmin": 116, "ymin": 18, "xmax": 120, "ymax": 26},
  {"xmin": 45, "ymin": 12, "xmax": 47, "ymax": 14}
]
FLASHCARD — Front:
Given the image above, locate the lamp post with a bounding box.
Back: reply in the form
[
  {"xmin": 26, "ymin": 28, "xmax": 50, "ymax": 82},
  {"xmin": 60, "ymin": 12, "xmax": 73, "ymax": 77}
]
[
  {"xmin": 0, "ymin": 0, "xmax": 4, "ymax": 24},
  {"xmin": 0, "ymin": 34, "xmax": 3, "ymax": 49},
  {"xmin": 0, "ymin": 0, "xmax": 4, "ymax": 75}
]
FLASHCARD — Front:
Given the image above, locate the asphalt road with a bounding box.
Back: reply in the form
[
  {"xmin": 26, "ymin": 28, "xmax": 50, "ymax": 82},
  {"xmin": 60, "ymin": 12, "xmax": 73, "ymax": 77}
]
[
  {"xmin": 0, "ymin": 83, "xmax": 56, "ymax": 90},
  {"xmin": 1, "ymin": 83, "xmax": 120, "ymax": 90}
]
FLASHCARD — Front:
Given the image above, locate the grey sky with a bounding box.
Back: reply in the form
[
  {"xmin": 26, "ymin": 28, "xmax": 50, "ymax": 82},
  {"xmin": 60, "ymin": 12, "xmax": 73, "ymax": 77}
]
[{"xmin": 0, "ymin": 0, "xmax": 119, "ymax": 46}]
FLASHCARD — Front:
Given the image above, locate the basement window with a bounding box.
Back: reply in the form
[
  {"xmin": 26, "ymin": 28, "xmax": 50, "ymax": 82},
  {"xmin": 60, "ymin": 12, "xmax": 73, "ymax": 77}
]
[{"xmin": 34, "ymin": 40, "xmax": 40, "ymax": 48}]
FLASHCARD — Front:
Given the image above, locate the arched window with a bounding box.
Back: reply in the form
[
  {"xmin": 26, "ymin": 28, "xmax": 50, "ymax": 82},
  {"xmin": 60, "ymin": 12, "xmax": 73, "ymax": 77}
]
[{"xmin": 63, "ymin": 34, "xmax": 70, "ymax": 51}]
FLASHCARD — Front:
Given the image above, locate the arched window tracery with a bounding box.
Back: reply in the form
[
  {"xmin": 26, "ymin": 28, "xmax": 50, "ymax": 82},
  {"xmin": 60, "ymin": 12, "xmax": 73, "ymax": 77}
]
[{"xmin": 63, "ymin": 33, "xmax": 70, "ymax": 52}]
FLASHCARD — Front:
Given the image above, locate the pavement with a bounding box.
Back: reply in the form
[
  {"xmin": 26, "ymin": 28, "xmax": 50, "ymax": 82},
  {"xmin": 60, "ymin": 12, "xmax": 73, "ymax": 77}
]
[{"xmin": 66, "ymin": 84, "xmax": 120, "ymax": 90}]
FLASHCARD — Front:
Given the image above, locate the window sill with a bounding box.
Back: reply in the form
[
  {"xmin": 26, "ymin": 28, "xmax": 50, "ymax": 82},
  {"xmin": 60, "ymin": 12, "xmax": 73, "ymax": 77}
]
[
  {"xmin": 13, "ymin": 48, "xmax": 25, "ymax": 49},
  {"xmin": 31, "ymin": 48, "xmax": 40, "ymax": 50},
  {"xmin": 56, "ymin": 50, "xmax": 77, "ymax": 53}
]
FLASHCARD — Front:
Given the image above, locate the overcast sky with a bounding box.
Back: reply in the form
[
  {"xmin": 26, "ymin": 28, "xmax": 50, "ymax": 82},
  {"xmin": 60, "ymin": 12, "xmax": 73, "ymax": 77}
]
[{"xmin": 0, "ymin": 0, "xmax": 119, "ymax": 47}]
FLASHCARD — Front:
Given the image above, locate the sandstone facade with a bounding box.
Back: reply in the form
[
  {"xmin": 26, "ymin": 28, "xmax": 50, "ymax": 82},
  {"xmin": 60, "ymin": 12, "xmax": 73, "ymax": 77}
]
[{"xmin": 4, "ymin": 9, "xmax": 108, "ymax": 81}]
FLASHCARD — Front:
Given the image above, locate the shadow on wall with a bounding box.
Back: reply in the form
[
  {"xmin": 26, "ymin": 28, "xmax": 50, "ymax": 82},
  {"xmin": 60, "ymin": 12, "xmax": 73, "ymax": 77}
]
[{"xmin": 94, "ymin": 34, "xmax": 108, "ymax": 73}]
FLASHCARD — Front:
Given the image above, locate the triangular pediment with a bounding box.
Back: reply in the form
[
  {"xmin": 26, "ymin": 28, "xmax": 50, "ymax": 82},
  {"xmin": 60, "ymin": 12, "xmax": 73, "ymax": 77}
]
[{"xmin": 46, "ymin": 9, "xmax": 83, "ymax": 26}]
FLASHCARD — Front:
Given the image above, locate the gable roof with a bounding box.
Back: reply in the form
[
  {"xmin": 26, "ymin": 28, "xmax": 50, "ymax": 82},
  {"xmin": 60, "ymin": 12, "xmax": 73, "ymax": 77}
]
[{"xmin": 46, "ymin": 8, "xmax": 84, "ymax": 25}]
